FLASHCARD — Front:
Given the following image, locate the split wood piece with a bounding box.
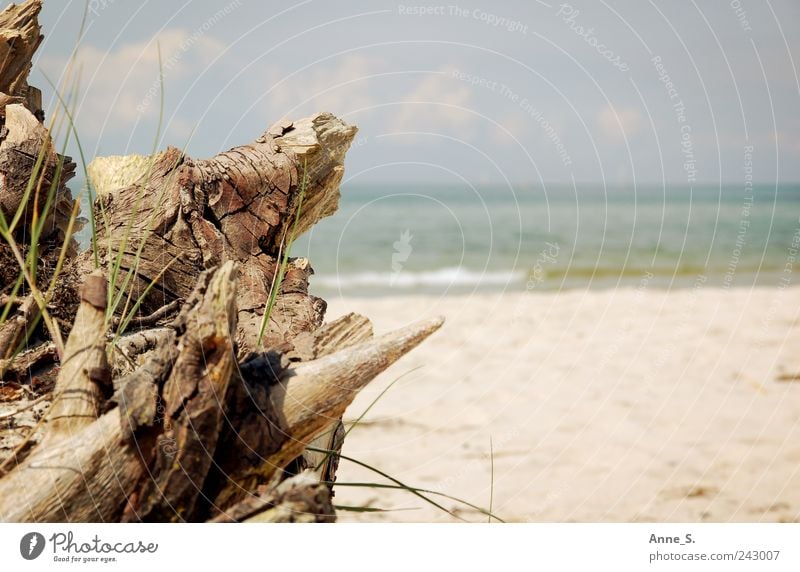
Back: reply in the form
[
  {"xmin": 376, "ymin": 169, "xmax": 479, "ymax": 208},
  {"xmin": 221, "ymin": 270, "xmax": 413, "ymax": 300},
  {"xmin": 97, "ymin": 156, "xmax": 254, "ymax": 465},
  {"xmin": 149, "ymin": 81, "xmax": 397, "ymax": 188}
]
[
  {"xmin": 40, "ymin": 270, "xmax": 110, "ymax": 446},
  {"xmin": 0, "ymin": 272, "xmax": 131, "ymax": 522},
  {"xmin": 0, "ymin": 293, "xmax": 36, "ymax": 363},
  {"xmin": 0, "ymin": 268, "xmax": 109, "ymax": 472},
  {"xmin": 296, "ymin": 313, "xmax": 374, "ymax": 484},
  {"xmin": 206, "ymin": 316, "xmax": 443, "ymax": 515},
  {"xmin": 128, "ymin": 261, "xmax": 238, "ymax": 521},
  {"xmin": 0, "ymin": 409, "xmax": 145, "ymax": 521},
  {"xmin": 110, "ymin": 327, "xmax": 175, "ymax": 378},
  {"xmin": 0, "ymin": 0, "xmax": 62, "ymax": 232},
  {"xmin": 111, "ymin": 298, "xmax": 183, "ymax": 332},
  {"xmin": 272, "ymin": 316, "xmax": 444, "ymax": 470},
  {"xmin": 0, "ymin": 338, "xmax": 57, "ymax": 382}
]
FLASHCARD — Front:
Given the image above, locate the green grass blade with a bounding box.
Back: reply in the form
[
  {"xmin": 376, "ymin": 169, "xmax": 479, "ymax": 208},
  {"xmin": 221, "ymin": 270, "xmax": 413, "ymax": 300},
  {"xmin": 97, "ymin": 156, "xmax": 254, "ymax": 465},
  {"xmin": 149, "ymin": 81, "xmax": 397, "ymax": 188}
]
[
  {"xmin": 41, "ymin": 72, "xmax": 100, "ymax": 268},
  {"xmin": 334, "ymin": 505, "xmax": 419, "ymax": 514},
  {"xmin": 256, "ymin": 158, "xmax": 308, "ymax": 346},
  {"xmin": 332, "ymin": 481, "xmax": 507, "ymax": 523},
  {"xmin": 488, "ymin": 436, "xmax": 494, "ymax": 523},
  {"xmin": 309, "ymin": 446, "xmax": 466, "ymax": 522}
]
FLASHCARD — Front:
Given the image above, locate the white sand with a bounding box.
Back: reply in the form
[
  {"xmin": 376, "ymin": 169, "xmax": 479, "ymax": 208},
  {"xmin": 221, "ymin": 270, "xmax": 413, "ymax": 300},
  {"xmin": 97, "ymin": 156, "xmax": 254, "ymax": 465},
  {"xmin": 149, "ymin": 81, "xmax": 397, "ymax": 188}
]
[{"xmin": 323, "ymin": 286, "xmax": 800, "ymax": 522}]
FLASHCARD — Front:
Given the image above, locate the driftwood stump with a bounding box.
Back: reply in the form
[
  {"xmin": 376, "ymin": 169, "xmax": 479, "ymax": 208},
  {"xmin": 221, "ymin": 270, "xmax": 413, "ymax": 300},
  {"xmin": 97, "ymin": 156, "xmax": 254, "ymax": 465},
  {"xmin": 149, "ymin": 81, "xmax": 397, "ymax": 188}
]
[{"xmin": 0, "ymin": 0, "xmax": 442, "ymax": 522}]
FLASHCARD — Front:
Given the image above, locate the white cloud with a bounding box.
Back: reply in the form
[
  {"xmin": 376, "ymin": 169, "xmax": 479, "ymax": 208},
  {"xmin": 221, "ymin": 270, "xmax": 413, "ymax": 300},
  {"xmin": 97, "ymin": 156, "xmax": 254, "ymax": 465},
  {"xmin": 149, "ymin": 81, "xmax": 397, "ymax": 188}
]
[
  {"xmin": 597, "ymin": 104, "xmax": 642, "ymax": 142},
  {"xmin": 40, "ymin": 28, "xmax": 226, "ymax": 137},
  {"xmin": 387, "ymin": 68, "xmax": 476, "ymax": 136},
  {"xmin": 265, "ymin": 54, "xmax": 382, "ymax": 118},
  {"xmin": 263, "ymin": 59, "xmax": 478, "ymax": 139}
]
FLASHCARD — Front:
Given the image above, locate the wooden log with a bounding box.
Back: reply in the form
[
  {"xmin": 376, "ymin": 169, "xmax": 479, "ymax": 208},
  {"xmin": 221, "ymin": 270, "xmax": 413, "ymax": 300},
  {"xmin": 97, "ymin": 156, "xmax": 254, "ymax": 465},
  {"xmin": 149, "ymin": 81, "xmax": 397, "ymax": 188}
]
[
  {"xmin": 0, "ymin": 272, "xmax": 139, "ymax": 522},
  {"xmin": 0, "ymin": 3, "xmax": 79, "ymax": 346},
  {"xmin": 0, "ymin": 408, "xmax": 144, "ymax": 521},
  {"xmin": 0, "ymin": 263, "xmax": 443, "ymax": 522},
  {"xmin": 271, "ymin": 317, "xmax": 444, "ymax": 470},
  {"xmin": 0, "ymin": 106, "xmax": 77, "ymax": 280},
  {"xmin": 0, "ymin": 336, "xmax": 56, "ymax": 382},
  {"xmin": 0, "ymin": 293, "xmax": 35, "ymax": 362}
]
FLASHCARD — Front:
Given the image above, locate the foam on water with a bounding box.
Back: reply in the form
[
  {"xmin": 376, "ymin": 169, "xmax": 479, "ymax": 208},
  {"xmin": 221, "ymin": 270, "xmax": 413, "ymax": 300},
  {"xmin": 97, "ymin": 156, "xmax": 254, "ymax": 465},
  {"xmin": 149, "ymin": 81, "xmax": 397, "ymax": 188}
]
[{"xmin": 315, "ymin": 267, "xmax": 526, "ymax": 289}]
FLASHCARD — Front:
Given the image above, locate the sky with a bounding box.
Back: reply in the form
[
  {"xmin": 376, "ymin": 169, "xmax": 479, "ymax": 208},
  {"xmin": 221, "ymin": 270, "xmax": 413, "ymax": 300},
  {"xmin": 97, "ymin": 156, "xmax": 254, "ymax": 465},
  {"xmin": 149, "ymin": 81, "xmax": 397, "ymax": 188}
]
[{"xmin": 27, "ymin": 0, "xmax": 800, "ymax": 186}]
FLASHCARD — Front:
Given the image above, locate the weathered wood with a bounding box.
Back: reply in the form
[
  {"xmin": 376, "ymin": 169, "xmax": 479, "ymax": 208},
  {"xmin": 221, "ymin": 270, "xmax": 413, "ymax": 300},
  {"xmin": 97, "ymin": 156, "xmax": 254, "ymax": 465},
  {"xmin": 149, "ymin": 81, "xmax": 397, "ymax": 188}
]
[
  {"xmin": 0, "ymin": 335, "xmax": 56, "ymax": 381},
  {"xmin": 0, "ymin": 0, "xmax": 71, "ymax": 241},
  {"xmin": 0, "ymin": 264, "xmax": 443, "ymax": 522},
  {"xmin": 113, "ymin": 328, "xmax": 174, "ymax": 363},
  {"xmin": 270, "ymin": 317, "xmax": 443, "ymax": 468},
  {"xmin": 297, "ymin": 313, "xmax": 374, "ymax": 484},
  {"xmin": 0, "ymin": 104, "xmax": 77, "ymax": 252},
  {"xmin": 0, "ymin": 386, "xmax": 49, "ymax": 469},
  {"xmin": 84, "ymin": 113, "xmax": 356, "ymax": 358},
  {"xmin": 111, "ymin": 298, "xmax": 182, "ymax": 332},
  {"xmin": 209, "ymin": 471, "xmax": 335, "ymax": 523},
  {"xmin": 132, "ymin": 261, "xmax": 238, "ymax": 522},
  {"xmin": 40, "ymin": 271, "xmax": 109, "ymax": 445},
  {"xmin": 0, "ymin": 271, "xmax": 110, "ymax": 471},
  {"xmin": 311, "ymin": 313, "xmax": 374, "ymax": 356},
  {"xmin": 242, "ymin": 471, "xmax": 335, "ymax": 523},
  {"xmin": 208, "ymin": 316, "xmax": 444, "ymax": 512},
  {"xmin": 0, "ymin": 406, "xmax": 147, "ymax": 522},
  {"xmin": 0, "ymin": 0, "xmax": 445, "ymax": 524},
  {"xmin": 0, "ymin": 2, "xmax": 80, "ymax": 351},
  {"xmin": 0, "ymin": 264, "xmax": 230, "ymax": 522},
  {"xmin": 0, "ymin": 0, "xmax": 43, "ymax": 118},
  {"xmin": 0, "ymin": 292, "xmax": 35, "ymax": 362}
]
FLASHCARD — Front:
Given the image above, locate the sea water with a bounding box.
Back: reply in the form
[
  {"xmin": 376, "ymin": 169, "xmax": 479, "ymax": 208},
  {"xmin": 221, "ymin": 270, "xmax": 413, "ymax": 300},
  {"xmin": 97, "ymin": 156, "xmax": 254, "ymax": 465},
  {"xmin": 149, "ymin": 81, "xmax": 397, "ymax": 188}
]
[
  {"xmin": 295, "ymin": 183, "xmax": 800, "ymax": 296},
  {"xmin": 76, "ymin": 182, "xmax": 800, "ymax": 296}
]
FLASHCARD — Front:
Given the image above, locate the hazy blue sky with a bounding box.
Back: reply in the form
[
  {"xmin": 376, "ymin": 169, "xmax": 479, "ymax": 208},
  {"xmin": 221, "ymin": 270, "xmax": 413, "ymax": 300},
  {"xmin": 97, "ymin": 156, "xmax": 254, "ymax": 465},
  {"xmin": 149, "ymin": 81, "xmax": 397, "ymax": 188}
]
[{"xmin": 29, "ymin": 0, "xmax": 800, "ymax": 185}]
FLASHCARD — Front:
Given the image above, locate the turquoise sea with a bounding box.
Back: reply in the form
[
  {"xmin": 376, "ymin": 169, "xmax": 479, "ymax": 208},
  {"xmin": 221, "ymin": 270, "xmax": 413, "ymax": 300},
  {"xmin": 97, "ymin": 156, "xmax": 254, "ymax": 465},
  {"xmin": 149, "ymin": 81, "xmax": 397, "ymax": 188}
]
[
  {"xmin": 294, "ymin": 184, "xmax": 800, "ymax": 296},
  {"xmin": 76, "ymin": 183, "xmax": 800, "ymax": 296}
]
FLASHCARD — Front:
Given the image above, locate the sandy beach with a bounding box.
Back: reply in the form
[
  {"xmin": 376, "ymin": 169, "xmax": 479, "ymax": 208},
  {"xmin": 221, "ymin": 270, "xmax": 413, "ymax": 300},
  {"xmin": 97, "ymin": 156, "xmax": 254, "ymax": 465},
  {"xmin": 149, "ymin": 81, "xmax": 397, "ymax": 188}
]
[{"xmin": 325, "ymin": 286, "xmax": 800, "ymax": 522}]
